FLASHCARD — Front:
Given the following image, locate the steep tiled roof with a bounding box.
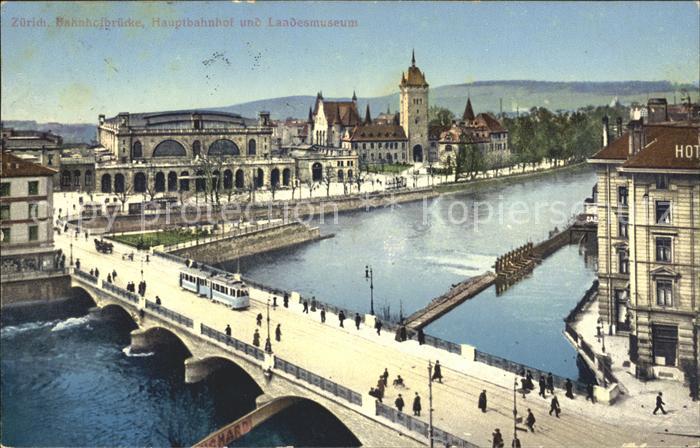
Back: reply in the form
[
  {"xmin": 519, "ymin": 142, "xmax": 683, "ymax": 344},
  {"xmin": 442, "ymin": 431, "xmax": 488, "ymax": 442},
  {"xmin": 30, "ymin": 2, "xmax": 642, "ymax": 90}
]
[
  {"xmin": 439, "ymin": 126, "xmax": 489, "ymax": 144},
  {"xmin": 345, "ymin": 124, "xmax": 407, "ymax": 142},
  {"xmin": 622, "ymin": 124, "xmax": 699, "ymax": 171},
  {"xmin": 463, "ymin": 98, "xmax": 475, "ymax": 121},
  {"xmin": 1, "ymin": 151, "xmax": 57, "ymax": 177},
  {"xmin": 473, "ymin": 113, "xmax": 506, "ymax": 133},
  {"xmin": 322, "ymin": 101, "xmax": 361, "ymax": 127}
]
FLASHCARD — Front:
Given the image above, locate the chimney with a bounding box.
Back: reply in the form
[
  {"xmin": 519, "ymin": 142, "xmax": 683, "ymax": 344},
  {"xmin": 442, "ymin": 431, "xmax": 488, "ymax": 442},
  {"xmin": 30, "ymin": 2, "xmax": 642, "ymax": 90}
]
[
  {"xmin": 628, "ymin": 119, "xmax": 646, "ymax": 156},
  {"xmin": 616, "ymin": 117, "xmax": 623, "ymax": 138},
  {"xmin": 98, "ymin": 114, "xmax": 105, "ymax": 125},
  {"xmin": 602, "ymin": 116, "xmax": 610, "ymax": 147}
]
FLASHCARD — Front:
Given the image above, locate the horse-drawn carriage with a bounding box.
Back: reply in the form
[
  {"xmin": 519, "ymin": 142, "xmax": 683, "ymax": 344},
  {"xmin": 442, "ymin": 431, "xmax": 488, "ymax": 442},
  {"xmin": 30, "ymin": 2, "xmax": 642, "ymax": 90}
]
[{"xmin": 94, "ymin": 238, "xmax": 114, "ymax": 254}]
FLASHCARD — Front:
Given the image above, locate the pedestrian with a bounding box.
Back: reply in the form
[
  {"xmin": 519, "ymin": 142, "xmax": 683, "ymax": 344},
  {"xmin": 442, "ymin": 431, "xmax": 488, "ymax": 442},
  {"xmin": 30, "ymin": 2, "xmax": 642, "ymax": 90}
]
[
  {"xmin": 107, "ymin": 273, "xmax": 112, "ymax": 283},
  {"xmin": 275, "ymin": 324, "xmax": 282, "ymax": 342},
  {"xmin": 355, "ymin": 313, "xmax": 361, "ymax": 330},
  {"xmin": 256, "ymin": 313, "xmax": 263, "ymax": 326},
  {"xmin": 395, "ymin": 393, "xmax": 405, "ymax": 412},
  {"xmin": 94, "ymin": 268, "xmax": 99, "ymax": 278},
  {"xmin": 90, "ymin": 268, "xmax": 95, "ymax": 277},
  {"xmin": 339, "ymin": 310, "xmax": 345, "ymax": 328},
  {"xmin": 155, "ymin": 296, "xmax": 161, "ymax": 305},
  {"xmin": 653, "ymin": 392, "xmax": 667, "ymax": 415},
  {"xmin": 412, "ymin": 392, "xmax": 422, "ymax": 416},
  {"xmin": 303, "ymin": 300, "xmax": 309, "ymax": 314},
  {"xmin": 432, "ymin": 360, "xmax": 443, "ymax": 383},
  {"xmin": 549, "ymin": 395, "xmax": 561, "ymax": 418},
  {"xmin": 381, "ymin": 368, "xmax": 389, "ymax": 387},
  {"xmin": 565, "ymin": 379, "xmax": 574, "ymax": 399},
  {"xmin": 85, "ymin": 231, "xmax": 88, "ymax": 241},
  {"xmin": 141, "ymin": 280, "xmax": 146, "ymax": 296},
  {"xmin": 399, "ymin": 325, "xmax": 407, "ymax": 342},
  {"xmin": 586, "ymin": 383, "xmax": 596, "ymax": 403},
  {"xmin": 225, "ymin": 324, "xmax": 231, "ymax": 337},
  {"xmin": 272, "ymin": 296, "xmax": 277, "ymax": 308},
  {"xmin": 479, "ymin": 390, "xmax": 488, "ymax": 413},
  {"xmin": 75, "ymin": 258, "xmax": 81, "ymax": 270},
  {"xmin": 417, "ymin": 327, "xmax": 425, "ymax": 345},
  {"xmin": 492, "ymin": 428, "xmax": 504, "ymax": 448},
  {"xmin": 310, "ymin": 297, "xmax": 317, "ymax": 312},
  {"xmin": 375, "ymin": 319, "xmax": 382, "ymax": 336},
  {"xmin": 253, "ymin": 329, "xmax": 260, "ymax": 347},
  {"xmin": 511, "ymin": 435, "xmax": 522, "ymax": 448},
  {"xmin": 112, "ymin": 269, "xmax": 117, "ymax": 279},
  {"xmin": 538, "ymin": 375, "xmax": 546, "ymax": 398},
  {"xmin": 525, "ymin": 408, "xmax": 536, "ymax": 432},
  {"xmin": 283, "ymin": 293, "xmax": 289, "ymax": 308},
  {"xmin": 546, "ymin": 372, "xmax": 555, "ymax": 394},
  {"xmin": 320, "ymin": 307, "xmax": 326, "ymax": 323},
  {"xmin": 525, "ymin": 371, "xmax": 534, "ymax": 390}
]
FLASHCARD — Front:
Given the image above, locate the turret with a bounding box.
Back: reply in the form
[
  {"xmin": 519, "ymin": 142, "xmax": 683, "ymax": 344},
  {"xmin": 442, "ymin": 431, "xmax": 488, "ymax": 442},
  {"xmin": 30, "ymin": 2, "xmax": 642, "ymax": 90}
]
[{"xmin": 364, "ymin": 104, "xmax": 372, "ymax": 124}]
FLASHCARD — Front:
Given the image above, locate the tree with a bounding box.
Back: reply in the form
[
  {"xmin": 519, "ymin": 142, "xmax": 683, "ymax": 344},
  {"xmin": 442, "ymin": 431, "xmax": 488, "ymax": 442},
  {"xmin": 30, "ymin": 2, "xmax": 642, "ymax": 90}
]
[
  {"xmin": 428, "ymin": 106, "xmax": 455, "ymax": 127},
  {"xmin": 454, "ymin": 135, "xmax": 484, "ymax": 181},
  {"xmin": 322, "ymin": 165, "xmax": 335, "ymax": 197},
  {"xmin": 116, "ymin": 183, "xmax": 133, "ymax": 212},
  {"xmin": 305, "ymin": 178, "xmax": 315, "ymax": 199}
]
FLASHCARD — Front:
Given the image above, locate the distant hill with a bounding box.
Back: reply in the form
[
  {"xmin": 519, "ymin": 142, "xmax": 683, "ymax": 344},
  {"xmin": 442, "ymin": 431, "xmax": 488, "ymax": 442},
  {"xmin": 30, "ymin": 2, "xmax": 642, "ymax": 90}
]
[
  {"xmin": 1, "ymin": 120, "xmax": 96, "ymax": 144},
  {"xmin": 212, "ymin": 80, "xmax": 698, "ymax": 120},
  {"xmin": 3, "ymin": 81, "xmax": 697, "ymax": 143}
]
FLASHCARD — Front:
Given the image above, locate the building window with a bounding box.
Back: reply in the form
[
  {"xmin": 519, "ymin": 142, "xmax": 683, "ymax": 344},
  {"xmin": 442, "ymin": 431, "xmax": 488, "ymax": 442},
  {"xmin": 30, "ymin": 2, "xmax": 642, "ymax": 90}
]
[
  {"xmin": 28, "ymin": 203, "xmax": 38, "ymax": 219},
  {"xmin": 0, "ymin": 204, "xmax": 9, "ymax": 220},
  {"xmin": 655, "ymin": 175, "xmax": 669, "ymax": 190},
  {"xmin": 655, "ymin": 280, "xmax": 673, "ymax": 306},
  {"xmin": 655, "ymin": 201, "xmax": 671, "ymax": 224},
  {"xmin": 655, "ymin": 237, "xmax": 672, "ymax": 262},
  {"xmin": 652, "ymin": 324, "xmax": 677, "ymax": 366},
  {"xmin": 28, "ymin": 225, "xmax": 38, "ymax": 241},
  {"xmin": 618, "ymin": 250, "xmax": 629, "ymax": 274},
  {"xmin": 617, "ymin": 186, "xmax": 628, "ymax": 206},
  {"xmin": 0, "ymin": 182, "xmax": 9, "ymax": 197},
  {"xmin": 1, "ymin": 227, "xmax": 10, "ymax": 243},
  {"xmin": 618, "ymin": 217, "xmax": 628, "ymax": 239},
  {"xmin": 28, "ymin": 181, "xmax": 39, "ymax": 196},
  {"xmin": 48, "ymin": 155, "xmax": 54, "ymax": 166}
]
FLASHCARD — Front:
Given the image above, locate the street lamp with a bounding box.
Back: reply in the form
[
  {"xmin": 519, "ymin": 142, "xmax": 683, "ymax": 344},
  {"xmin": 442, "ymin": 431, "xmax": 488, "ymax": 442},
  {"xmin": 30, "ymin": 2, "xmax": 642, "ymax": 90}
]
[
  {"xmin": 264, "ymin": 297, "xmax": 273, "ymax": 354},
  {"xmin": 427, "ymin": 361, "xmax": 434, "ymax": 448},
  {"xmin": 70, "ymin": 242, "xmax": 74, "ymax": 266},
  {"xmin": 365, "ymin": 265, "xmax": 375, "ymax": 315},
  {"xmin": 513, "ymin": 378, "xmax": 519, "ymax": 440}
]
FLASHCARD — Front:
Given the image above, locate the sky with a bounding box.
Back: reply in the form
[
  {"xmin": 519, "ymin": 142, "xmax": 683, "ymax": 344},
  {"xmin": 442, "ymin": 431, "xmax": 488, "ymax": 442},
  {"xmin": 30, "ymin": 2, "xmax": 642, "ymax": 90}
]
[{"xmin": 1, "ymin": 1, "xmax": 698, "ymax": 123}]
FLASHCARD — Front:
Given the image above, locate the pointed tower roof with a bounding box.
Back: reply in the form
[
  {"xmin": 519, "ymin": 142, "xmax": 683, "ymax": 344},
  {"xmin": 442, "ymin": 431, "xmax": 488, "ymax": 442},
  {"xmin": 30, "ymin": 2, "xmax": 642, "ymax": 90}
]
[
  {"xmin": 307, "ymin": 106, "xmax": 313, "ymax": 123},
  {"xmin": 411, "ymin": 49, "xmax": 416, "ymax": 67},
  {"xmin": 400, "ymin": 52, "xmax": 428, "ymax": 88},
  {"xmin": 333, "ymin": 102, "xmax": 342, "ymax": 125},
  {"xmin": 352, "ymin": 90, "xmax": 357, "ymax": 102},
  {"xmin": 364, "ymin": 104, "xmax": 372, "ymax": 124},
  {"xmin": 463, "ymin": 97, "xmax": 475, "ymax": 121},
  {"xmin": 387, "ymin": 104, "xmax": 391, "ymax": 114}
]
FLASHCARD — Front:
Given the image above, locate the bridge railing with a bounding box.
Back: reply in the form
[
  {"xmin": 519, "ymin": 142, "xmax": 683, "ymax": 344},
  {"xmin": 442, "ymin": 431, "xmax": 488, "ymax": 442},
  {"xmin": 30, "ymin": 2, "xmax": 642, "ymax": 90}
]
[
  {"xmin": 375, "ymin": 401, "xmax": 477, "ymax": 448},
  {"xmin": 474, "ymin": 349, "xmax": 588, "ymax": 394},
  {"xmin": 200, "ymin": 323, "xmax": 265, "ymax": 361},
  {"xmin": 74, "ymin": 269, "xmax": 98, "ymax": 284},
  {"xmin": 145, "ymin": 300, "xmax": 194, "ymax": 328},
  {"xmin": 102, "ymin": 281, "xmax": 139, "ymax": 303},
  {"xmin": 273, "ymin": 356, "xmax": 363, "ymax": 406}
]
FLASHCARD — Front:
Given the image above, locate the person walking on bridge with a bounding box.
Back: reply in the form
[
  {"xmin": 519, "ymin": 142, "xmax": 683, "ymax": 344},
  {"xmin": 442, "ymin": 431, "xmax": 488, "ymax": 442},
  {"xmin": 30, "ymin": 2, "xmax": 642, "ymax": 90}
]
[
  {"xmin": 303, "ymin": 300, "xmax": 309, "ymax": 314},
  {"xmin": 283, "ymin": 293, "xmax": 289, "ymax": 308},
  {"xmin": 225, "ymin": 324, "xmax": 231, "ymax": 337},
  {"xmin": 417, "ymin": 328, "xmax": 425, "ymax": 345},
  {"xmin": 492, "ymin": 428, "xmax": 504, "ymax": 448},
  {"xmin": 565, "ymin": 379, "xmax": 574, "ymax": 399},
  {"xmin": 653, "ymin": 392, "xmax": 667, "ymax": 415},
  {"xmin": 395, "ymin": 393, "xmax": 405, "ymax": 413},
  {"xmin": 525, "ymin": 408, "xmax": 536, "ymax": 432},
  {"xmin": 253, "ymin": 329, "xmax": 260, "ymax": 347},
  {"xmin": 479, "ymin": 390, "xmax": 488, "ymax": 413},
  {"xmin": 256, "ymin": 313, "xmax": 263, "ymax": 326},
  {"xmin": 381, "ymin": 368, "xmax": 389, "ymax": 387},
  {"xmin": 586, "ymin": 383, "xmax": 596, "ymax": 403},
  {"xmin": 546, "ymin": 372, "xmax": 555, "ymax": 395},
  {"xmin": 375, "ymin": 319, "xmax": 383, "ymax": 336},
  {"xmin": 275, "ymin": 324, "xmax": 282, "ymax": 342},
  {"xmin": 320, "ymin": 307, "xmax": 326, "ymax": 323},
  {"xmin": 538, "ymin": 375, "xmax": 546, "ymax": 398},
  {"xmin": 549, "ymin": 395, "xmax": 561, "ymax": 418},
  {"xmin": 432, "ymin": 360, "xmax": 443, "ymax": 383},
  {"xmin": 338, "ymin": 310, "xmax": 346, "ymax": 328},
  {"xmin": 355, "ymin": 313, "xmax": 361, "ymax": 330},
  {"xmin": 112, "ymin": 269, "xmax": 117, "ymax": 280},
  {"xmin": 412, "ymin": 392, "xmax": 422, "ymax": 416}
]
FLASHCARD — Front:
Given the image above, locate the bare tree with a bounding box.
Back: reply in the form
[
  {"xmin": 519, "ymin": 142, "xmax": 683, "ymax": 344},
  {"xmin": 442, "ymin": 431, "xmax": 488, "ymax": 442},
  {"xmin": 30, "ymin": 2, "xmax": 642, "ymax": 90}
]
[
  {"xmin": 323, "ymin": 165, "xmax": 335, "ymax": 197},
  {"xmin": 305, "ymin": 178, "xmax": 315, "ymax": 199},
  {"xmin": 116, "ymin": 183, "xmax": 133, "ymax": 212},
  {"xmin": 355, "ymin": 174, "xmax": 364, "ymax": 193}
]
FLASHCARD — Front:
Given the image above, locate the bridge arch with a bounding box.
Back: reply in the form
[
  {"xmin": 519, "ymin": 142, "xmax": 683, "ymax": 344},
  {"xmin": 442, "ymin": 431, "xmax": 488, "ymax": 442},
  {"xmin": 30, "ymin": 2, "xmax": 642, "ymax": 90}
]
[
  {"xmin": 134, "ymin": 325, "xmax": 193, "ymax": 358},
  {"xmin": 186, "ymin": 355, "xmax": 264, "ymax": 392},
  {"xmin": 273, "ymin": 395, "xmax": 361, "ymax": 445}
]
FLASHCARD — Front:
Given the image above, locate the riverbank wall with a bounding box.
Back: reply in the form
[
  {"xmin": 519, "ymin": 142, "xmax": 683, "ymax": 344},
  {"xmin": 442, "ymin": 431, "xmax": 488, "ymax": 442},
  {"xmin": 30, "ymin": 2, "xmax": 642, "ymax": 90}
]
[{"xmin": 170, "ymin": 222, "xmax": 323, "ymax": 265}]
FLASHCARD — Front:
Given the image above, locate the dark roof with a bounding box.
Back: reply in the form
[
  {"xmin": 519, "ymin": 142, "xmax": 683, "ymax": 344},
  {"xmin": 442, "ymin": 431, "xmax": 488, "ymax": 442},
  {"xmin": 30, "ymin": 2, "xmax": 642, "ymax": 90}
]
[
  {"xmin": 1, "ymin": 151, "xmax": 57, "ymax": 177},
  {"xmin": 463, "ymin": 98, "xmax": 475, "ymax": 121},
  {"xmin": 320, "ymin": 101, "xmax": 362, "ymax": 127},
  {"xmin": 591, "ymin": 131, "xmax": 630, "ymax": 160},
  {"xmin": 429, "ymin": 125, "xmax": 450, "ymax": 140},
  {"xmin": 622, "ymin": 124, "xmax": 699, "ymax": 171},
  {"xmin": 345, "ymin": 124, "xmax": 407, "ymax": 142},
  {"xmin": 103, "ymin": 109, "xmax": 246, "ymax": 128},
  {"xmin": 473, "ymin": 113, "xmax": 506, "ymax": 133}
]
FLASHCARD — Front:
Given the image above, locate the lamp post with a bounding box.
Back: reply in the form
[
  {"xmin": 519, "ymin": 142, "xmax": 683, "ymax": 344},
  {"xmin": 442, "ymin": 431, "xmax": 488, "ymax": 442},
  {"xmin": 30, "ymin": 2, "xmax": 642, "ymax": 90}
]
[
  {"xmin": 365, "ymin": 265, "xmax": 375, "ymax": 315},
  {"xmin": 427, "ymin": 361, "xmax": 434, "ymax": 448},
  {"xmin": 70, "ymin": 242, "xmax": 74, "ymax": 266},
  {"xmin": 264, "ymin": 297, "xmax": 273, "ymax": 354},
  {"xmin": 513, "ymin": 378, "xmax": 518, "ymax": 440}
]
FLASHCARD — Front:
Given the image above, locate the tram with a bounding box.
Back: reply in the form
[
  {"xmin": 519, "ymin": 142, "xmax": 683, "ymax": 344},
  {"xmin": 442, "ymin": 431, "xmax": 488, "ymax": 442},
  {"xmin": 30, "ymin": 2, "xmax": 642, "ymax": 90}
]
[{"xmin": 179, "ymin": 267, "xmax": 250, "ymax": 310}]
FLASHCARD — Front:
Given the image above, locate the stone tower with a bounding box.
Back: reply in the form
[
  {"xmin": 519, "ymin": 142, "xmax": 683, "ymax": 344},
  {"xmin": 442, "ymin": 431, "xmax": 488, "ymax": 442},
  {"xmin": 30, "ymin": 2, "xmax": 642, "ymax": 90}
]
[{"xmin": 399, "ymin": 50, "xmax": 429, "ymax": 162}]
